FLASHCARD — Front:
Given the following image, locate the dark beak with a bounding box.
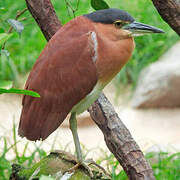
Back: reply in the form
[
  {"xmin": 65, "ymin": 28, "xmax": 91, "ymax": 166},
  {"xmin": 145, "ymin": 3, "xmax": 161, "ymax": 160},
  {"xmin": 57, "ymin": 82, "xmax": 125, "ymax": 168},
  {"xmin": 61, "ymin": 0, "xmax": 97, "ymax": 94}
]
[{"xmin": 123, "ymin": 21, "xmax": 165, "ymax": 36}]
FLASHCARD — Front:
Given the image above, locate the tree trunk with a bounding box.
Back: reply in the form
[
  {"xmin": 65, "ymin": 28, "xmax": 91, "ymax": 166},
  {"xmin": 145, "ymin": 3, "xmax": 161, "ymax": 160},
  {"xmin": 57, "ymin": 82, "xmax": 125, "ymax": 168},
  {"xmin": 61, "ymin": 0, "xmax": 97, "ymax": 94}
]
[
  {"xmin": 152, "ymin": 0, "xmax": 180, "ymax": 36},
  {"xmin": 24, "ymin": 0, "xmax": 155, "ymax": 179}
]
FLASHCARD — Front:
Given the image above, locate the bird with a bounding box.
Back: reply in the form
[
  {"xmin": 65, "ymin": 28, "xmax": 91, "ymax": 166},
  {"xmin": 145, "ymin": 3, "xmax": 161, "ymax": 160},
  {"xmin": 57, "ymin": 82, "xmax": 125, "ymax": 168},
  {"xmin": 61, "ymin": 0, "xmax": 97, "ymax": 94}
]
[{"xmin": 18, "ymin": 8, "xmax": 164, "ymax": 169}]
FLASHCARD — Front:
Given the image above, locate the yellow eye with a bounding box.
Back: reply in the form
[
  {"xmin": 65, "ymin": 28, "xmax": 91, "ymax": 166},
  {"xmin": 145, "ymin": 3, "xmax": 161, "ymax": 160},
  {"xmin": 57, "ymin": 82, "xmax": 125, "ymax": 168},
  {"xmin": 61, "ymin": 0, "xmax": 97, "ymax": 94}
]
[{"xmin": 114, "ymin": 21, "xmax": 128, "ymax": 28}]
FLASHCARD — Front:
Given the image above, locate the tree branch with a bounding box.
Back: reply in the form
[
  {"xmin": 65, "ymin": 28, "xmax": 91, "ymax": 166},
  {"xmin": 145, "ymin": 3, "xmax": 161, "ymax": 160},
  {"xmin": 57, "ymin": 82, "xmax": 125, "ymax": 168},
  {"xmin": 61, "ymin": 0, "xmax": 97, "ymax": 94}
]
[
  {"xmin": 25, "ymin": 0, "xmax": 62, "ymax": 41},
  {"xmin": 25, "ymin": 0, "xmax": 155, "ymax": 179},
  {"xmin": 88, "ymin": 94, "xmax": 155, "ymax": 180},
  {"xmin": 152, "ymin": 0, "xmax": 180, "ymax": 36}
]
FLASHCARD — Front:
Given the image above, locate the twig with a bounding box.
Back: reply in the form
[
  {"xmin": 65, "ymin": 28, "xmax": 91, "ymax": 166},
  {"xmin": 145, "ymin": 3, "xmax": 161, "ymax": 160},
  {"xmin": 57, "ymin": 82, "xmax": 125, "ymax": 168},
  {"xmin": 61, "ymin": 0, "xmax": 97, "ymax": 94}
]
[
  {"xmin": 64, "ymin": 0, "xmax": 80, "ymax": 18},
  {"xmin": 18, "ymin": 17, "xmax": 28, "ymax": 22},
  {"xmin": 2, "ymin": 8, "xmax": 28, "ymax": 49},
  {"xmin": 15, "ymin": 8, "xmax": 28, "ymax": 20}
]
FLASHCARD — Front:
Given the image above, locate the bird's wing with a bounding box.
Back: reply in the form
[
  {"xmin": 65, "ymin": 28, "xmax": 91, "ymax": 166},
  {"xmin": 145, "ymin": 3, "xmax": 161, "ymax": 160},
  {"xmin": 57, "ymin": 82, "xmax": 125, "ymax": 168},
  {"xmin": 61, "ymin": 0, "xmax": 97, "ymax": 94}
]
[{"xmin": 18, "ymin": 25, "xmax": 98, "ymax": 141}]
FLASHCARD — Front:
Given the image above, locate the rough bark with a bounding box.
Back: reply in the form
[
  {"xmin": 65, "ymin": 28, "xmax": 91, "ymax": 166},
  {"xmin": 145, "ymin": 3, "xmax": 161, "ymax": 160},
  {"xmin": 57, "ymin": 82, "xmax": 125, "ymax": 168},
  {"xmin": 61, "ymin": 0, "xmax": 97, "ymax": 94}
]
[
  {"xmin": 88, "ymin": 94, "xmax": 155, "ymax": 180},
  {"xmin": 25, "ymin": 0, "xmax": 155, "ymax": 179},
  {"xmin": 25, "ymin": 0, "xmax": 62, "ymax": 41},
  {"xmin": 152, "ymin": 0, "xmax": 180, "ymax": 36}
]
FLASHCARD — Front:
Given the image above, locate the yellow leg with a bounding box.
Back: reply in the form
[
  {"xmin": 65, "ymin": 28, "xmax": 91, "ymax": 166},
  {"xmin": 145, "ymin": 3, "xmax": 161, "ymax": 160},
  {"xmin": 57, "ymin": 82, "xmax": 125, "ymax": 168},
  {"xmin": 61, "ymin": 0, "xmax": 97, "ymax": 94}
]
[{"xmin": 69, "ymin": 112, "xmax": 83, "ymax": 162}]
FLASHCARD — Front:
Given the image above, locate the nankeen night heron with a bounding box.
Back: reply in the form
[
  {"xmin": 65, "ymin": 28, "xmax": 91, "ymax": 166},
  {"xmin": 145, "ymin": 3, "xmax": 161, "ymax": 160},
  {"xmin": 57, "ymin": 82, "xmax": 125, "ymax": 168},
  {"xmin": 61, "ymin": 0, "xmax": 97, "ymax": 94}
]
[{"xmin": 19, "ymin": 8, "xmax": 164, "ymax": 171}]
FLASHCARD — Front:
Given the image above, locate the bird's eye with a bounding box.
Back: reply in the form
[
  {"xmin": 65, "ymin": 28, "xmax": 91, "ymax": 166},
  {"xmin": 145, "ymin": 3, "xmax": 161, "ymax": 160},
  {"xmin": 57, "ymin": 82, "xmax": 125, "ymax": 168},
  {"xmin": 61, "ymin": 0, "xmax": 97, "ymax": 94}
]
[
  {"xmin": 114, "ymin": 21, "xmax": 123, "ymax": 28},
  {"xmin": 114, "ymin": 21, "xmax": 127, "ymax": 28}
]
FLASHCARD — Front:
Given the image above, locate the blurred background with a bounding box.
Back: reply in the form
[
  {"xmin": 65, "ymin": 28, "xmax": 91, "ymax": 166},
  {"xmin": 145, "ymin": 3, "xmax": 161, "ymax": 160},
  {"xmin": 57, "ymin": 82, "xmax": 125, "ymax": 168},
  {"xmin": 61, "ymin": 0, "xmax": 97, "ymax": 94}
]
[{"xmin": 0, "ymin": 0, "xmax": 179, "ymax": 179}]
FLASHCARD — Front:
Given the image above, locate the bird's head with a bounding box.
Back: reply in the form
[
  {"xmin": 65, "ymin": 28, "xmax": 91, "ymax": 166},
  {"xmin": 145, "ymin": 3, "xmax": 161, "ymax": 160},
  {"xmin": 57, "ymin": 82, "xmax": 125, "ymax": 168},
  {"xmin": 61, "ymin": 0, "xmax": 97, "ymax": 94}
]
[{"xmin": 84, "ymin": 8, "xmax": 164, "ymax": 40}]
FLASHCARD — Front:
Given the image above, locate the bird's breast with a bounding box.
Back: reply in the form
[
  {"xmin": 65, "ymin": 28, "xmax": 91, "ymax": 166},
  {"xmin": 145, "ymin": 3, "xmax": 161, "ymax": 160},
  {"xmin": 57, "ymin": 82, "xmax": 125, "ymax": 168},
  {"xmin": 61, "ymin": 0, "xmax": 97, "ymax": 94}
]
[{"xmin": 96, "ymin": 36, "xmax": 135, "ymax": 84}]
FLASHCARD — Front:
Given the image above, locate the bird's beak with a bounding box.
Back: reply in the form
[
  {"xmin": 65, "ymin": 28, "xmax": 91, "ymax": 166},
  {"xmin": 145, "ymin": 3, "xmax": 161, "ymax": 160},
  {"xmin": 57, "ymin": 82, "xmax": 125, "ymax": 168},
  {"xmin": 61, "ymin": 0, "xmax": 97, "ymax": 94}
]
[{"xmin": 123, "ymin": 21, "xmax": 165, "ymax": 36}]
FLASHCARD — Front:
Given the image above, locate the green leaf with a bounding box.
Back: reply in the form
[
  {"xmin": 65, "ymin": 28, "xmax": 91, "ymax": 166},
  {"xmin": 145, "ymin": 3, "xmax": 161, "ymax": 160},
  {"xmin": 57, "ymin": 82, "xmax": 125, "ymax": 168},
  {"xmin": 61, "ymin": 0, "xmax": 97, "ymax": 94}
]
[
  {"xmin": 0, "ymin": 33, "xmax": 13, "ymax": 46},
  {"xmin": 7, "ymin": 19, "xmax": 24, "ymax": 36},
  {"xmin": 0, "ymin": 80, "xmax": 13, "ymax": 89},
  {"xmin": 91, "ymin": 0, "xmax": 109, "ymax": 10},
  {"xmin": 0, "ymin": 88, "xmax": 40, "ymax": 97}
]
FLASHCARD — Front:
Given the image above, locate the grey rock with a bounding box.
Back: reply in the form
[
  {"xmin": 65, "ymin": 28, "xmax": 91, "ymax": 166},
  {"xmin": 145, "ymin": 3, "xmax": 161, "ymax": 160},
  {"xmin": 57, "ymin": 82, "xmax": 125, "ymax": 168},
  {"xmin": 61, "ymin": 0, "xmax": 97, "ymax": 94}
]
[{"xmin": 132, "ymin": 41, "xmax": 180, "ymax": 108}]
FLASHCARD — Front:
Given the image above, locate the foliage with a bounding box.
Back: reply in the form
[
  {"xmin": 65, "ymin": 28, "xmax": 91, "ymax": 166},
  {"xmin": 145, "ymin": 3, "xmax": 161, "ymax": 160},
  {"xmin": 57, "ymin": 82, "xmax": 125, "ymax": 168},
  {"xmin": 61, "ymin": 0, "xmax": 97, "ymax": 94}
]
[
  {"xmin": 0, "ymin": 1, "xmax": 45, "ymax": 85},
  {"xmin": 146, "ymin": 152, "xmax": 180, "ymax": 180},
  {"xmin": 1, "ymin": 126, "xmax": 180, "ymax": 179},
  {"xmin": 0, "ymin": 123, "xmax": 47, "ymax": 180},
  {"xmin": 91, "ymin": 0, "xmax": 109, "ymax": 10},
  {"xmin": 0, "ymin": 6, "xmax": 39, "ymax": 97},
  {"xmin": 96, "ymin": 151, "xmax": 180, "ymax": 180},
  {"xmin": 0, "ymin": 88, "xmax": 40, "ymax": 97},
  {"xmin": 0, "ymin": 33, "xmax": 13, "ymax": 46},
  {"xmin": 7, "ymin": 19, "xmax": 24, "ymax": 36}
]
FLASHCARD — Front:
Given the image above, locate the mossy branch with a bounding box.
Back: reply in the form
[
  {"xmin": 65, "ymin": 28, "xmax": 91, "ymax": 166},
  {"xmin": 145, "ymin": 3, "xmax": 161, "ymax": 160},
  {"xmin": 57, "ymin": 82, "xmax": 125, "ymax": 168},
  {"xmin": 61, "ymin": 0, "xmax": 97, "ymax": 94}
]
[{"xmin": 10, "ymin": 151, "xmax": 111, "ymax": 180}]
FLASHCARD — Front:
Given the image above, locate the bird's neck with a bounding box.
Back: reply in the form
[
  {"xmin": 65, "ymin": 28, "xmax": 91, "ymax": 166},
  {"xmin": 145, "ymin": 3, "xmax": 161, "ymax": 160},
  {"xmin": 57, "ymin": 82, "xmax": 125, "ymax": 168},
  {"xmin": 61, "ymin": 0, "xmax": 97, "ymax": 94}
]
[{"xmin": 94, "ymin": 24, "xmax": 135, "ymax": 85}]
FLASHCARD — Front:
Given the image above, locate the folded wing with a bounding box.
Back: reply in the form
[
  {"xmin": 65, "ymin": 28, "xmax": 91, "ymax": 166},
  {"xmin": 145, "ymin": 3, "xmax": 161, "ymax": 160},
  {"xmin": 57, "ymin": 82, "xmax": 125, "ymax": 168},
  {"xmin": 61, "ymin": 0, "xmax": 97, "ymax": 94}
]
[{"xmin": 18, "ymin": 21, "xmax": 98, "ymax": 141}]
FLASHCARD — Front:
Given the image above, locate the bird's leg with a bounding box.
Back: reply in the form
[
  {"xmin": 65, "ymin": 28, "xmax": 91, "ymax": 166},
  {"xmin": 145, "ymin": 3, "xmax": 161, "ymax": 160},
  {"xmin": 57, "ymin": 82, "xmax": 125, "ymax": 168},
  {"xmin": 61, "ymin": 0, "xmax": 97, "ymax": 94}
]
[
  {"xmin": 69, "ymin": 112, "xmax": 83, "ymax": 162},
  {"xmin": 68, "ymin": 112, "xmax": 93, "ymax": 177}
]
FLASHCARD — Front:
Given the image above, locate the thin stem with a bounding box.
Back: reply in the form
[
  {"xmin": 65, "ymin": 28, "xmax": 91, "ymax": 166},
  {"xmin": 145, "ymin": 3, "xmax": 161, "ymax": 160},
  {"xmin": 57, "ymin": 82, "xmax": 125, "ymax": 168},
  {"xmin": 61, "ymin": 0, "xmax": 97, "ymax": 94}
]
[
  {"xmin": 15, "ymin": 8, "xmax": 28, "ymax": 20},
  {"xmin": 2, "ymin": 8, "xmax": 28, "ymax": 49},
  {"xmin": 64, "ymin": 0, "xmax": 79, "ymax": 18}
]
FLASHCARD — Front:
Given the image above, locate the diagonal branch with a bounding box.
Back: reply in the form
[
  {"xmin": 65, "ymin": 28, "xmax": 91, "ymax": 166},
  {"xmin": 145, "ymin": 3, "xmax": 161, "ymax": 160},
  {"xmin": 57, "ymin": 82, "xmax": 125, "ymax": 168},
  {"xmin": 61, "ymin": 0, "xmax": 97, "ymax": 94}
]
[
  {"xmin": 25, "ymin": 0, "xmax": 62, "ymax": 41},
  {"xmin": 88, "ymin": 94, "xmax": 155, "ymax": 180},
  {"xmin": 152, "ymin": 0, "xmax": 180, "ymax": 36},
  {"xmin": 25, "ymin": 0, "xmax": 155, "ymax": 179}
]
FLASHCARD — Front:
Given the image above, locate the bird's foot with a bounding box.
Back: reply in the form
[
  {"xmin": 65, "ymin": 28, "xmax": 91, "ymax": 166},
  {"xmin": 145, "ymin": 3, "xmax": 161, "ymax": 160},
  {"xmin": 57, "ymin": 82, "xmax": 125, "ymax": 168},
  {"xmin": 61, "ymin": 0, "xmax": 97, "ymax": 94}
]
[
  {"xmin": 65, "ymin": 160, "xmax": 94, "ymax": 177},
  {"xmin": 65, "ymin": 159, "xmax": 111, "ymax": 178},
  {"xmin": 85, "ymin": 159, "xmax": 111, "ymax": 178}
]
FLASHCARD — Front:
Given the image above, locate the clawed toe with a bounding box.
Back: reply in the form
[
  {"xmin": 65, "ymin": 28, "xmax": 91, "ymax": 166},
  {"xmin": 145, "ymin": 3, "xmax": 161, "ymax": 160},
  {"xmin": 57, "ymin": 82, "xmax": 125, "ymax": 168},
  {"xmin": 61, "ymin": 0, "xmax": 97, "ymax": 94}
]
[{"xmin": 64, "ymin": 161, "xmax": 94, "ymax": 177}]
